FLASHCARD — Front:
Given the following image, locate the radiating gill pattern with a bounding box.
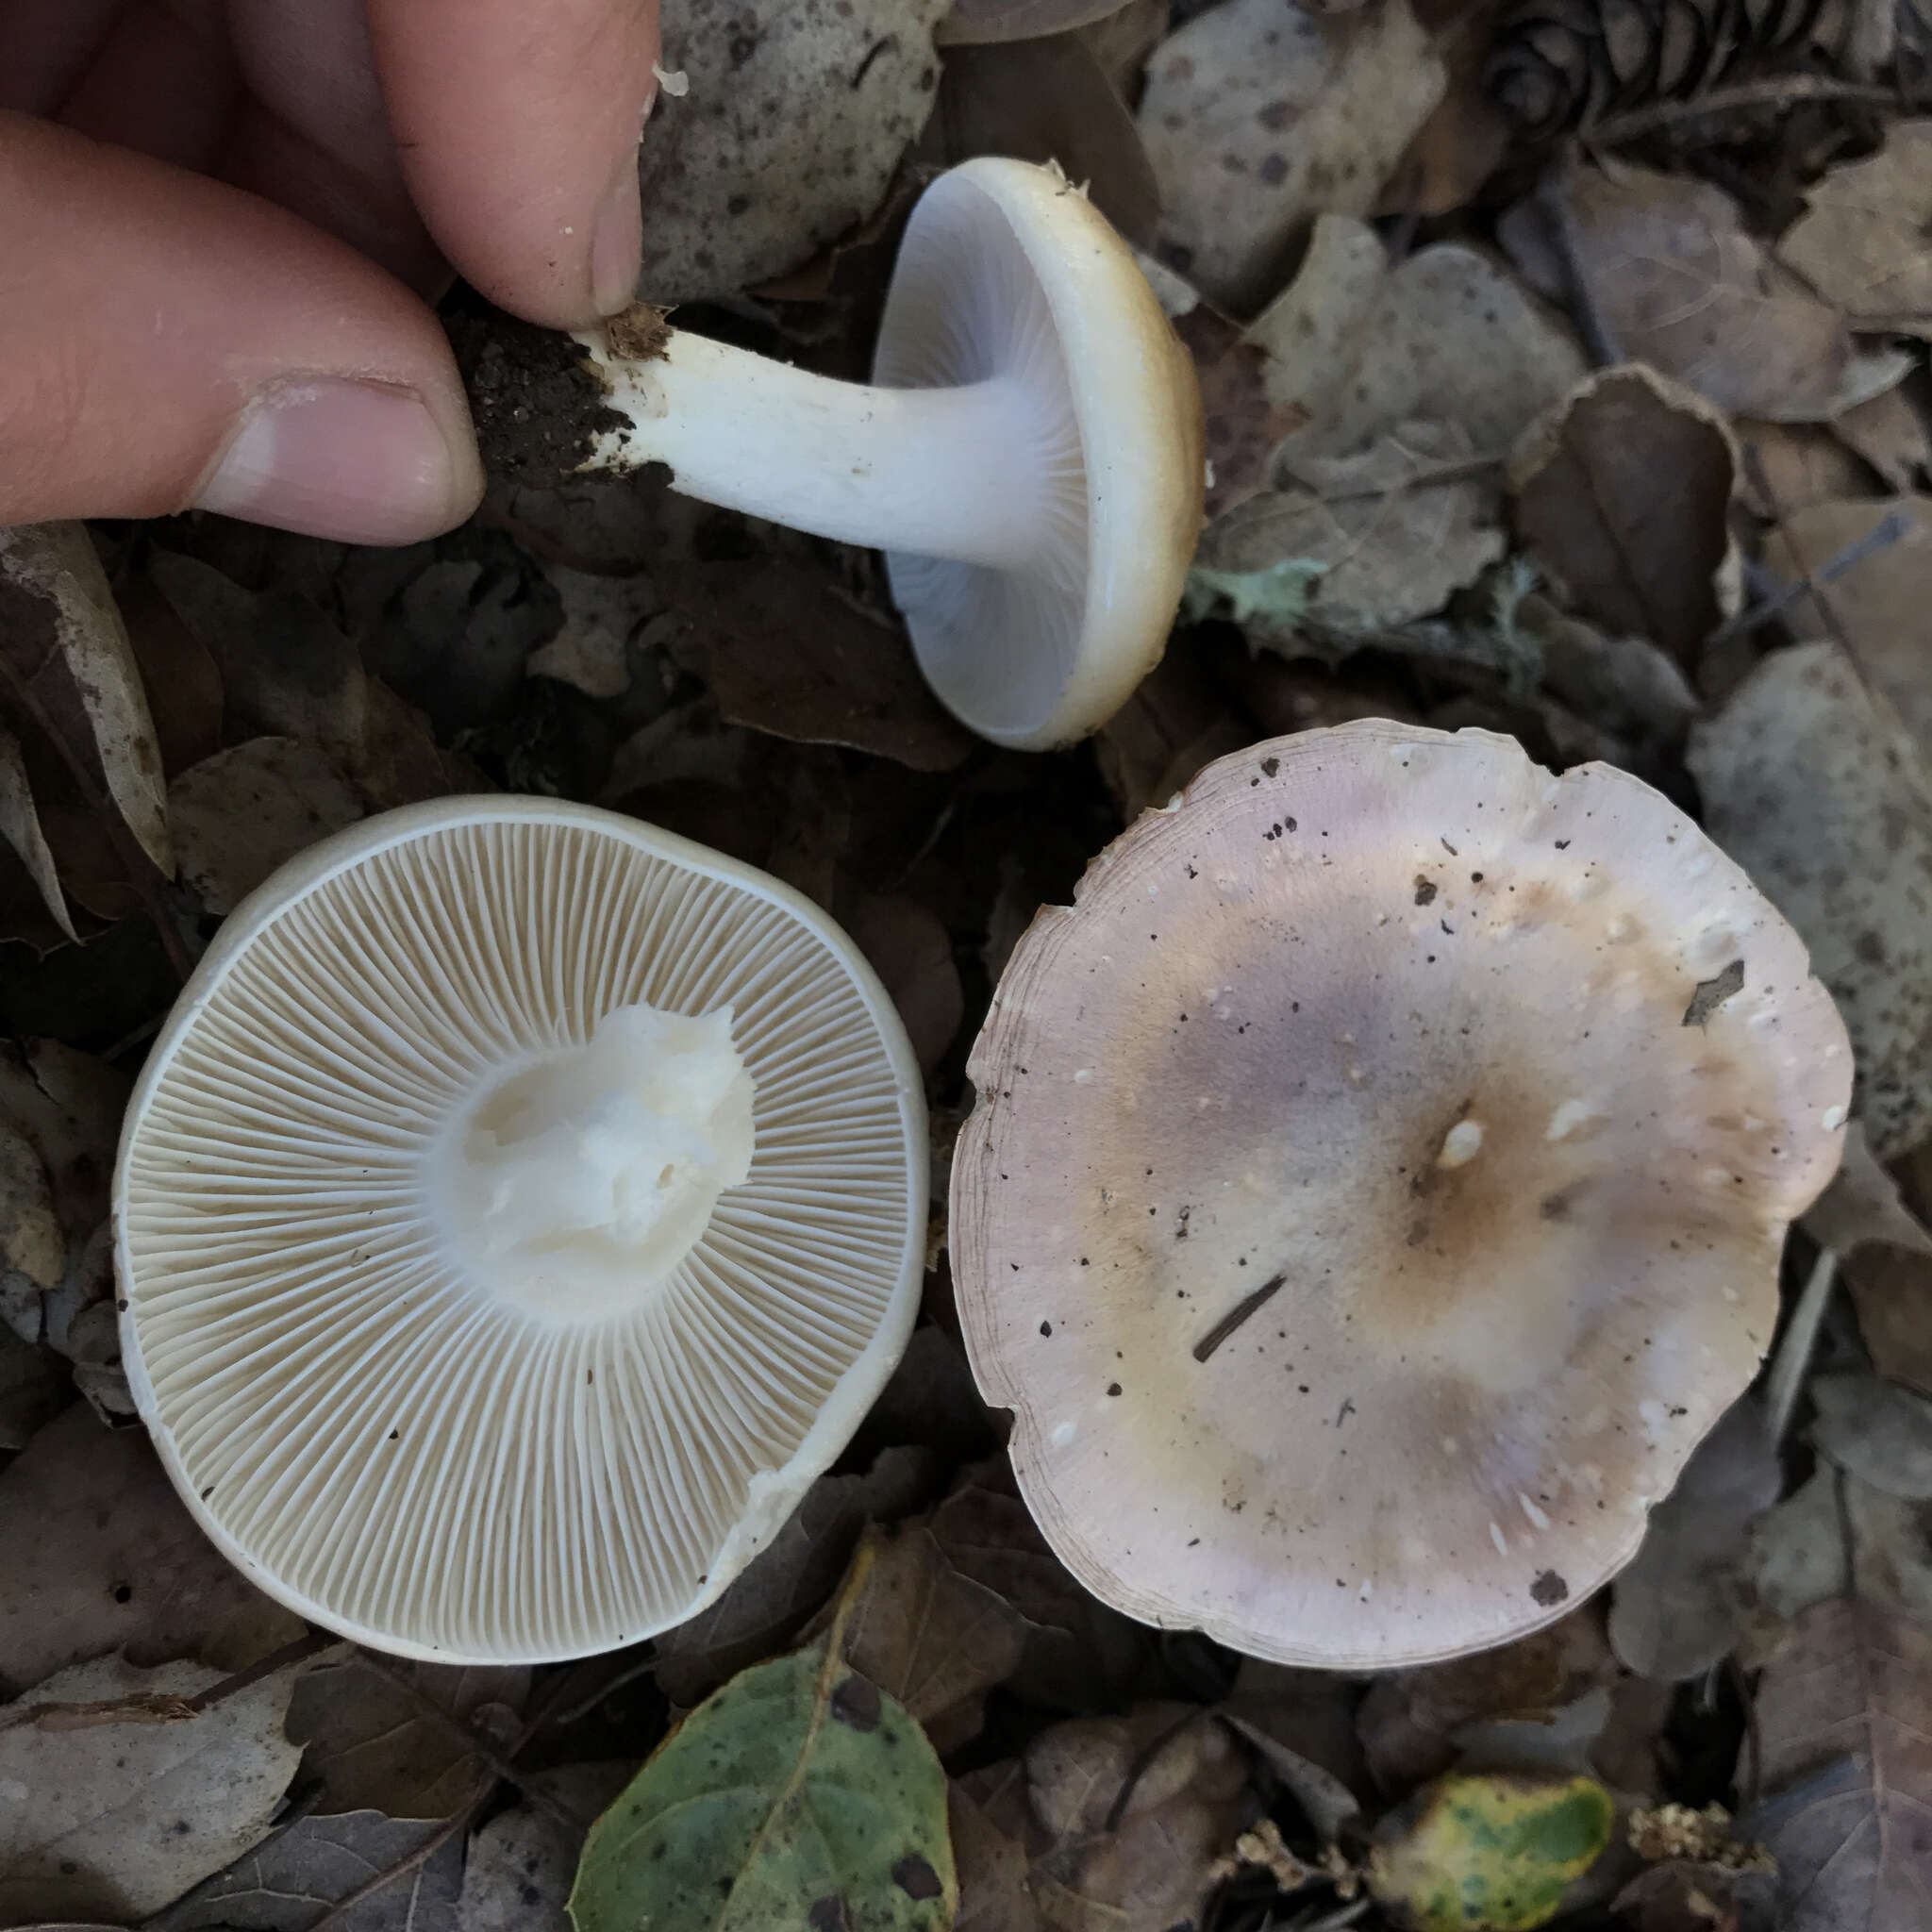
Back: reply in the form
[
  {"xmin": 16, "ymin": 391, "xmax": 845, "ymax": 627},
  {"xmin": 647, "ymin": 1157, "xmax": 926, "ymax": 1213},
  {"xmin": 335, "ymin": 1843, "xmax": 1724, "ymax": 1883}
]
[{"xmin": 120, "ymin": 817, "xmax": 919, "ymax": 1658}]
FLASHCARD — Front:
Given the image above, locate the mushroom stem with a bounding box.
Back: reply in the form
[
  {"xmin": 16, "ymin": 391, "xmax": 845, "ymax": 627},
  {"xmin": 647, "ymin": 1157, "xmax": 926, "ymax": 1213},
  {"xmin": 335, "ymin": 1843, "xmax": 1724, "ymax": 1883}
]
[{"xmin": 575, "ymin": 332, "xmax": 1057, "ymax": 570}]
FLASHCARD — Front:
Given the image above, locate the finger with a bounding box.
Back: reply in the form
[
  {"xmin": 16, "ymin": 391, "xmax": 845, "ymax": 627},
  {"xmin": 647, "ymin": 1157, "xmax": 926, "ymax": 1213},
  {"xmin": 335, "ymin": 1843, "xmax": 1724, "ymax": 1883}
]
[
  {"xmin": 366, "ymin": 0, "xmax": 658, "ymax": 327},
  {"xmin": 0, "ymin": 112, "xmax": 481, "ymax": 544}
]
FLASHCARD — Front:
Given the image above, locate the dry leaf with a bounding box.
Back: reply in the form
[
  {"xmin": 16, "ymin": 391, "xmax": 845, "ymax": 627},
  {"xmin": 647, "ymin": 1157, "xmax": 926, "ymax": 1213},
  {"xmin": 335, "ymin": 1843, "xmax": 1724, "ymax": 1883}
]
[
  {"xmin": 1137, "ymin": 0, "xmax": 1446, "ymax": 313},
  {"xmin": 651, "ymin": 1444, "xmax": 934, "ymax": 1708},
  {"xmin": 1735, "ymin": 420, "xmax": 1877, "ymax": 517},
  {"xmin": 0, "ymin": 525, "xmax": 172, "ymax": 879},
  {"xmin": 1607, "ymin": 1400, "xmax": 1783, "ymax": 1682},
  {"xmin": 846, "ymin": 893, "xmax": 965, "ymax": 1075},
  {"xmin": 1249, "ymin": 221, "xmax": 1588, "ymax": 467},
  {"xmin": 1752, "ymin": 1469, "xmax": 1851, "ymax": 1624},
  {"xmin": 1613, "ymin": 1858, "xmax": 1778, "ymax": 1932},
  {"xmin": 1831, "ymin": 386, "xmax": 1931, "ymax": 494},
  {"xmin": 952, "ymin": 1704, "xmax": 1257, "ymax": 1932},
  {"xmin": 1524, "ymin": 597, "xmax": 1699, "ymax": 745},
  {"xmin": 1093, "ymin": 646, "xmax": 1253, "ymax": 820},
  {"xmin": 1219, "ymin": 1660, "xmax": 1368, "ymax": 1812},
  {"xmin": 637, "ymin": 0, "xmax": 949, "ymax": 303},
  {"xmin": 1759, "ymin": 495, "xmax": 1932, "ymax": 757},
  {"xmin": 0, "ymin": 1330, "xmax": 62, "ymax": 1452},
  {"xmin": 150, "ymin": 1811, "xmax": 462, "ymax": 1932},
  {"xmin": 1686, "ymin": 641, "xmax": 1932, "ymax": 1158},
  {"xmin": 657, "ymin": 560, "xmax": 975, "ymax": 772},
  {"xmin": 0, "ymin": 725, "xmax": 73, "ymax": 942},
  {"xmin": 1508, "ymin": 365, "xmax": 1737, "ymax": 664},
  {"xmin": 168, "ymin": 740, "xmax": 366, "ymax": 918},
  {"xmin": 1811, "ymin": 1372, "xmax": 1932, "ymax": 1501},
  {"xmin": 832, "ymin": 1522, "xmax": 1027, "ymax": 1751},
  {"xmin": 0, "ymin": 1406, "xmax": 301, "ymax": 1698},
  {"xmin": 285, "ymin": 1657, "xmax": 530, "ymax": 1821},
  {"xmin": 1745, "ymin": 1597, "xmax": 1932, "ymax": 1930},
  {"xmin": 936, "ymin": 0, "xmax": 1136, "ymax": 44},
  {"xmin": 1499, "ymin": 165, "xmax": 1910, "ymax": 424},
  {"xmin": 0, "ymin": 1655, "xmax": 301, "ymax": 1923},
  {"xmin": 1804, "ymin": 1121, "xmax": 1932, "ymax": 1258},
  {"xmin": 1778, "ymin": 121, "xmax": 1932, "ymax": 338},
  {"xmin": 457, "ymin": 1763, "xmax": 634, "ymax": 1932},
  {"xmin": 1162, "ymin": 291, "xmax": 1307, "ymax": 522},
  {"xmin": 1842, "ymin": 1141, "xmax": 1932, "ymax": 1396},
  {"xmin": 525, "ymin": 567, "xmax": 654, "ymax": 701},
  {"xmin": 936, "ymin": 33, "xmax": 1159, "ymax": 246}
]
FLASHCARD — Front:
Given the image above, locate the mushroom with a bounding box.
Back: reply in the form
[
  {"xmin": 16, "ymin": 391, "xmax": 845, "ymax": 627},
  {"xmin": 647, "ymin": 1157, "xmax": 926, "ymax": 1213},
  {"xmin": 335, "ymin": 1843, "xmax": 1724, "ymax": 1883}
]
[
  {"xmin": 489, "ymin": 158, "xmax": 1204, "ymax": 750},
  {"xmin": 115, "ymin": 797, "xmax": 927, "ymax": 1663},
  {"xmin": 950, "ymin": 723, "xmax": 1849, "ymax": 1667}
]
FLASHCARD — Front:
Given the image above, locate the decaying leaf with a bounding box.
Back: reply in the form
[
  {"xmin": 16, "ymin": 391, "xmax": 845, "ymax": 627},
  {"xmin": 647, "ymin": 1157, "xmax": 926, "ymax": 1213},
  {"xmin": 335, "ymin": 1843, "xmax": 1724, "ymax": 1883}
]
[
  {"xmin": 1366, "ymin": 1771, "xmax": 1616, "ymax": 1931},
  {"xmin": 1508, "ymin": 366, "xmax": 1736, "ymax": 665},
  {"xmin": 525, "ymin": 566, "xmax": 655, "ymax": 700},
  {"xmin": 1746, "ymin": 1597, "xmax": 1932, "ymax": 1930},
  {"xmin": 1686, "ymin": 642, "xmax": 1932, "ymax": 1158},
  {"xmin": 0, "ymin": 523, "xmax": 173, "ymax": 879},
  {"xmin": 657, "ymin": 560, "xmax": 975, "ymax": 773},
  {"xmin": 1521, "ymin": 597, "xmax": 1699, "ymax": 746},
  {"xmin": 1093, "ymin": 645, "xmax": 1254, "ymax": 820},
  {"xmin": 1613, "ymin": 1857, "xmax": 1777, "ymax": 1932},
  {"xmin": 846, "ymin": 894, "xmax": 965, "ymax": 1077},
  {"xmin": 951, "ymin": 1703, "xmax": 1257, "ymax": 1932},
  {"xmin": 570, "ymin": 1606, "xmax": 955, "ymax": 1932},
  {"xmin": 1499, "ymin": 165, "xmax": 1909, "ymax": 424},
  {"xmin": 1608, "ymin": 1400, "xmax": 1783, "ymax": 1682},
  {"xmin": 1811, "ymin": 1372, "xmax": 1932, "ymax": 1501},
  {"xmin": 0, "ymin": 1327, "xmax": 63, "ymax": 1451},
  {"xmin": 458, "ymin": 1763, "xmax": 633, "ymax": 1932},
  {"xmin": 0, "ymin": 724, "xmax": 74, "ymax": 942},
  {"xmin": 1831, "ymin": 385, "xmax": 1932, "ymax": 495},
  {"xmin": 1804, "ymin": 1121, "xmax": 1932, "ymax": 1259},
  {"xmin": 148, "ymin": 1809, "xmax": 464, "ymax": 1932},
  {"xmin": 652, "ymin": 1445, "xmax": 934, "ymax": 1708},
  {"xmin": 1137, "ymin": 0, "xmax": 1446, "ymax": 313},
  {"xmin": 1778, "ymin": 120, "xmax": 1932, "ymax": 338},
  {"xmin": 637, "ymin": 0, "xmax": 949, "ymax": 304},
  {"xmin": 0, "ymin": 1119, "xmax": 63, "ymax": 1341},
  {"xmin": 1842, "ymin": 1141, "xmax": 1932, "ymax": 1396},
  {"xmin": 0, "ymin": 1406, "xmax": 301, "ymax": 1695},
  {"xmin": 1752, "ymin": 1469, "xmax": 1853, "ymax": 1622},
  {"xmin": 168, "ymin": 739, "xmax": 366, "ymax": 918},
  {"xmin": 285, "ymin": 1656, "xmax": 530, "ymax": 1821},
  {"xmin": 1248, "ymin": 219, "xmax": 1587, "ymax": 470},
  {"xmin": 1759, "ymin": 495, "xmax": 1932, "ymax": 757},
  {"xmin": 0, "ymin": 1654, "xmax": 301, "ymax": 1923}
]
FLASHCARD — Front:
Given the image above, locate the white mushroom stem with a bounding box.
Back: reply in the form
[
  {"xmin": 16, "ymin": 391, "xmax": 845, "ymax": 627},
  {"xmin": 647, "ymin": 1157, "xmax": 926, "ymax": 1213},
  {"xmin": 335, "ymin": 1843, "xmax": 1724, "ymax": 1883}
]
[{"xmin": 575, "ymin": 332, "xmax": 1053, "ymax": 570}]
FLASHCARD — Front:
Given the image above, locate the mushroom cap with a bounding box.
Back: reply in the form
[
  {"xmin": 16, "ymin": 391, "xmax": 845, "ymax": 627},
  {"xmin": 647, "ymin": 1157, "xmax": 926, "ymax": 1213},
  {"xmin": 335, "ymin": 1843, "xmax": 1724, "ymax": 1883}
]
[
  {"xmin": 116, "ymin": 798, "xmax": 926, "ymax": 1664},
  {"xmin": 950, "ymin": 724, "xmax": 1849, "ymax": 1667},
  {"xmin": 874, "ymin": 157, "xmax": 1204, "ymax": 751}
]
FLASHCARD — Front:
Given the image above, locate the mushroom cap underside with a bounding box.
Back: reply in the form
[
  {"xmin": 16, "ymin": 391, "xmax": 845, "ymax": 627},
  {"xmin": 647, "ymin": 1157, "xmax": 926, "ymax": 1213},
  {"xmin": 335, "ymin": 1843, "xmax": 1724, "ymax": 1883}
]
[
  {"xmin": 951, "ymin": 724, "xmax": 1849, "ymax": 1666},
  {"xmin": 875, "ymin": 156, "xmax": 1203, "ymax": 750},
  {"xmin": 116, "ymin": 798, "xmax": 927, "ymax": 1663}
]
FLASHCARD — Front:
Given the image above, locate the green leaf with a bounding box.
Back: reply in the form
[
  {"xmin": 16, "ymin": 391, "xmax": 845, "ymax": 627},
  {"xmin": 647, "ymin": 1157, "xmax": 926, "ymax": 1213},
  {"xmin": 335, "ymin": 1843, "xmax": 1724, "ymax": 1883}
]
[
  {"xmin": 568, "ymin": 1582, "xmax": 955, "ymax": 1932},
  {"xmin": 1366, "ymin": 1772, "xmax": 1614, "ymax": 1932}
]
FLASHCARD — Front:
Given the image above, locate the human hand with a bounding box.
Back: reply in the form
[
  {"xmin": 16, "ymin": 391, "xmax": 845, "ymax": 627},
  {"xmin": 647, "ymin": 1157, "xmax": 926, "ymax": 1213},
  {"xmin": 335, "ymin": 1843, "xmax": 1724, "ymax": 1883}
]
[{"xmin": 0, "ymin": 0, "xmax": 659, "ymax": 544}]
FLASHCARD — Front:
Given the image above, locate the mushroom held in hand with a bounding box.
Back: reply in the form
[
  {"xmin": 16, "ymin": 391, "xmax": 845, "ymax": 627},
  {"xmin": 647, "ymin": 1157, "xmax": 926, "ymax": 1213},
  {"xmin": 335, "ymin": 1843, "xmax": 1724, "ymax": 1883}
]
[
  {"xmin": 473, "ymin": 158, "xmax": 1203, "ymax": 750},
  {"xmin": 115, "ymin": 799, "xmax": 926, "ymax": 1663},
  {"xmin": 951, "ymin": 724, "xmax": 1849, "ymax": 1667}
]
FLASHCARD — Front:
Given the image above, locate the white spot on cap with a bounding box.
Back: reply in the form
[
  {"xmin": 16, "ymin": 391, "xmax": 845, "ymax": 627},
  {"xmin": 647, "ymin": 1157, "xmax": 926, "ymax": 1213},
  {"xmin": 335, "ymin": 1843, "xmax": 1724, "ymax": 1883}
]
[
  {"xmin": 1519, "ymin": 1492, "xmax": 1551, "ymax": 1531},
  {"xmin": 1823, "ymin": 1106, "xmax": 1847, "ymax": 1131},
  {"xmin": 1546, "ymin": 1098, "xmax": 1598, "ymax": 1141},
  {"xmin": 1441, "ymin": 1437, "xmax": 1460, "ymax": 1457},
  {"xmin": 1638, "ymin": 1399, "xmax": 1669, "ymax": 1442},
  {"xmin": 1051, "ymin": 1420, "xmax": 1076, "ymax": 1447},
  {"xmin": 1074, "ymin": 1069, "xmax": 1093, "ymax": 1084},
  {"xmin": 1437, "ymin": 1119, "xmax": 1485, "ymax": 1169},
  {"xmin": 1358, "ymin": 1579, "xmax": 1374, "ymax": 1602},
  {"xmin": 1490, "ymin": 1522, "xmax": 1509, "ymax": 1556}
]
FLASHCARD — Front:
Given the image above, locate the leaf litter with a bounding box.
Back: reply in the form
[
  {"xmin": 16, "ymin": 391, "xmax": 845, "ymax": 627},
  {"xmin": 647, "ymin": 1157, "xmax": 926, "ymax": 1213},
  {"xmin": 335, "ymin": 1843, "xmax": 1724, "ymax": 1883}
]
[{"xmin": 8, "ymin": 10, "xmax": 1932, "ymax": 1931}]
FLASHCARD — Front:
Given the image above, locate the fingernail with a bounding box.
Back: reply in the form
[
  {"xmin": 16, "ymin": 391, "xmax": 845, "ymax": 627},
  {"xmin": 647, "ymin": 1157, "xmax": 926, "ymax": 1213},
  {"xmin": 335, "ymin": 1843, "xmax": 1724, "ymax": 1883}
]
[
  {"xmin": 193, "ymin": 378, "xmax": 468, "ymax": 545},
  {"xmin": 591, "ymin": 148, "xmax": 643, "ymax": 317}
]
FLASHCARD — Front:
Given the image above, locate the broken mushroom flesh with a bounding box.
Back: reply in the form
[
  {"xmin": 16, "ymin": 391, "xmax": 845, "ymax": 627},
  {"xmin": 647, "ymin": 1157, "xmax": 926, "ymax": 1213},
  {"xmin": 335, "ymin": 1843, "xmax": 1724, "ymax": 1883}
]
[
  {"xmin": 572, "ymin": 157, "xmax": 1204, "ymax": 749},
  {"xmin": 951, "ymin": 724, "xmax": 1849, "ymax": 1667},
  {"xmin": 116, "ymin": 798, "xmax": 927, "ymax": 1663}
]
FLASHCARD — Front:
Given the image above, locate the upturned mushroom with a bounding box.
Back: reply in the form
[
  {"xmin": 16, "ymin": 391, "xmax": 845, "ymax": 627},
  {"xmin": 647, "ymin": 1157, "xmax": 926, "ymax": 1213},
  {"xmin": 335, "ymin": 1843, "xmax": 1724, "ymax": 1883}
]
[
  {"xmin": 115, "ymin": 798, "xmax": 927, "ymax": 1663},
  {"xmin": 950, "ymin": 724, "xmax": 1849, "ymax": 1667},
  {"xmin": 472, "ymin": 158, "xmax": 1203, "ymax": 751}
]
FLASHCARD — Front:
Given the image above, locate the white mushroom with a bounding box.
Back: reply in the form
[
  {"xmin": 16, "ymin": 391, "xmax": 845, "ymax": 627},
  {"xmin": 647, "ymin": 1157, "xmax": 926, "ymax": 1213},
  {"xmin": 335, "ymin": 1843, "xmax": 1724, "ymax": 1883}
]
[
  {"xmin": 562, "ymin": 158, "xmax": 1203, "ymax": 750},
  {"xmin": 115, "ymin": 798, "xmax": 926, "ymax": 1663},
  {"xmin": 950, "ymin": 724, "xmax": 1850, "ymax": 1667}
]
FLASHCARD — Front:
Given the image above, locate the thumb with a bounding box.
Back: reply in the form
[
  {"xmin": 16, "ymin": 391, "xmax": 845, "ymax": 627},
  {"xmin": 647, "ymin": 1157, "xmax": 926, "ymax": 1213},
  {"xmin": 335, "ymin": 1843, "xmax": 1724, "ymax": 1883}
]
[{"xmin": 0, "ymin": 112, "xmax": 482, "ymax": 544}]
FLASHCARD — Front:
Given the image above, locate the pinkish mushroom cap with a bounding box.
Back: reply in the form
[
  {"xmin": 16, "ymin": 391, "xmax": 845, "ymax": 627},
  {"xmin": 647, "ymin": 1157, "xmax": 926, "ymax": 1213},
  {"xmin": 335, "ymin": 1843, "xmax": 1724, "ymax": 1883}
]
[{"xmin": 950, "ymin": 723, "xmax": 1850, "ymax": 1667}]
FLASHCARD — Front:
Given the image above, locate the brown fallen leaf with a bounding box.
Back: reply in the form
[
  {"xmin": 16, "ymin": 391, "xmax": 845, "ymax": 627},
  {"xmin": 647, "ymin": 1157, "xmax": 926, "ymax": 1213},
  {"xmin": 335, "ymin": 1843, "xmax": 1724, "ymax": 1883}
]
[
  {"xmin": 935, "ymin": 0, "xmax": 1134, "ymax": 44},
  {"xmin": 1613, "ymin": 1857, "xmax": 1777, "ymax": 1932},
  {"xmin": 284, "ymin": 1654, "xmax": 529, "ymax": 1820},
  {"xmin": 1508, "ymin": 365, "xmax": 1737, "ymax": 665},
  {"xmin": 1734, "ymin": 420, "xmax": 1877, "ymax": 518},
  {"xmin": 1686, "ymin": 642, "xmax": 1932, "ymax": 1159},
  {"xmin": 1499, "ymin": 164, "xmax": 1909, "ymax": 424},
  {"xmin": 1759, "ymin": 495, "xmax": 1932, "ymax": 757},
  {"xmin": 657, "ymin": 559, "xmax": 976, "ymax": 772},
  {"xmin": 525, "ymin": 565, "xmax": 656, "ymax": 700},
  {"xmin": 845, "ymin": 892, "xmax": 965, "ymax": 1076},
  {"xmin": 168, "ymin": 739, "xmax": 366, "ymax": 919},
  {"xmin": 636, "ymin": 0, "xmax": 950, "ymax": 304},
  {"xmin": 1137, "ymin": 0, "xmax": 1446, "ymax": 313},
  {"xmin": 1840, "ymin": 1141, "xmax": 1932, "ymax": 1397},
  {"xmin": 457, "ymin": 1761, "xmax": 636, "ymax": 1932},
  {"xmin": 1778, "ymin": 121, "xmax": 1932, "ymax": 339},
  {"xmin": 1810, "ymin": 1372, "xmax": 1932, "ymax": 1501},
  {"xmin": 1804, "ymin": 1122, "xmax": 1932, "ymax": 1260},
  {"xmin": 952, "ymin": 1703, "xmax": 1257, "ymax": 1932},
  {"xmin": 0, "ymin": 1329, "xmax": 62, "ymax": 1452},
  {"xmin": 935, "ymin": 32, "xmax": 1159, "ymax": 246},
  {"xmin": 827, "ymin": 1521, "xmax": 1027, "ymax": 1753},
  {"xmin": 1744, "ymin": 1597, "xmax": 1932, "ymax": 1930},
  {"xmin": 1164, "ymin": 288, "xmax": 1307, "ymax": 523},
  {"xmin": 1094, "ymin": 645, "xmax": 1254, "ymax": 821},
  {"xmin": 1831, "ymin": 385, "xmax": 1931, "ymax": 495},
  {"xmin": 1524, "ymin": 596, "xmax": 1700, "ymax": 746}
]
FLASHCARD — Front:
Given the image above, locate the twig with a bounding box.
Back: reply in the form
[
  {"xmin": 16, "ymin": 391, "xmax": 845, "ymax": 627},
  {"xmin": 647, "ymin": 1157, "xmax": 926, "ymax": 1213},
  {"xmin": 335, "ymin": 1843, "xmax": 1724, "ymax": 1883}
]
[
  {"xmin": 1705, "ymin": 509, "xmax": 1907, "ymax": 651},
  {"xmin": 1764, "ymin": 1247, "xmax": 1838, "ymax": 1448},
  {"xmin": 183, "ymin": 1629, "xmax": 336, "ymax": 1713},
  {"xmin": 1106, "ymin": 1707, "xmax": 1208, "ymax": 1834},
  {"xmin": 1193, "ymin": 1274, "xmax": 1288, "ymax": 1362},
  {"xmin": 1587, "ymin": 75, "xmax": 1922, "ymax": 148}
]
